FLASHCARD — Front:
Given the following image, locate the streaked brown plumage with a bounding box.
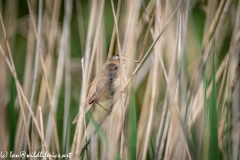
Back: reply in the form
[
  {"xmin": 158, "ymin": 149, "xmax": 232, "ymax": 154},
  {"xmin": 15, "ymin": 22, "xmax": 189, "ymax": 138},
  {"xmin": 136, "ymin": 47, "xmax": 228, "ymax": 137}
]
[{"xmin": 72, "ymin": 55, "xmax": 120, "ymax": 124}]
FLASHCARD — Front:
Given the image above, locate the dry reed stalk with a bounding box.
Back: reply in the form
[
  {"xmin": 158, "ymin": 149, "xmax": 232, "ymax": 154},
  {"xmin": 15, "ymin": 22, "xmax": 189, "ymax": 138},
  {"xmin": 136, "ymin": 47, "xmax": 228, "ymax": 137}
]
[
  {"xmin": 155, "ymin": 53, "xmax": 170, "ymax": 160},
  {"xmin": 54, "ymin": 0, "xmax": 71, "ymax": 155},
  {"xmin": 26, "ymin": 0, "xmax": 37, "ymax": 36},
  {"xmin": 96, "ymin": 24, "xmax": 106, "ymax": 70},
  {"xmin": 107, "ymin": 0, "xmax": 122, "ymax": 58},
  {"xmin": 106, "ymin": 103, "xmax": 123, "ymax": 159},
  {"xmin": 128, "ymin": 1, "xmax": 183, "ymax": 86},
  {"xmin": 0, "ymin": 42, "xmax": 51, "ymax": 156},
  {"xmin": 218, "ymin": 50, "xmax": 240, "ymax": 159},
  {"xmin": 110, "ymin": 0, "xmax": 126, "ymax": 158},
  {"xmin": 230, "ymin": 3, "xmax": 240, "ymax": 159},
  {"xmin": 38, "ymin": 106, "xmax": 45, "ymax": 153},
  {"xmin": 138, "ymin": 10, "xmax": 155, "ymax": 63},
  {"xmin": 89, "ymin": 7, "xmax": 107, "ymax": 159},
  {"xmin": 188, "ymin": 31, "xmax": 240, "ymax": 128},
  {"xmin": 89, "ymin": 111, "xmax": 100, "ymax": 159},
  {"xmin": 136, "ymin": 0, "xmax": 156, "ymax": 41},
  {"xmin": 164, "ymin": 23, "xmax": 176, "ymax": 160},
  {"xmin": 27, "ymin": 0, "xmax": 43, "ymax": 153},
  {"xmin": 169, "ymin": 1, "xmax": 190, "ymax": 158},
  {"xmin": 87, "ymin": 0, "xmax": 106, "ymax": 87},
  {"xmin": 107, "ymin": 0, "xmax": 126, "ymax": 159},
  {"xmin": 70, "ymin": 1, "xmax": 97, "ymax": 158},
  {"xmin": 188, "ymin": 0, "xmax": 222, "ymax": 95},
  {"xmin": 164, "ymin": 120, "xmax": 173, "ymax": 160},
  {"xmin": 43, "ymin": 0, "xmax": 62, "ymax": 153},
  {"xmin": 0, "ymin": 10, "xmax": 35, "ymax": 154},
  {"xmin": 218, "ymin": 55, "xmax": 232, "ymax": 114},
  {"xmin": 134, "ymin": 6, "xmax": 154, "ymax": 116},
  {"xmin": 140, "ymin": 1, "xmax": 160, "ymax": 158},
  {"xmin": 44, "ymin": 0, "xmax": 61, "ymax": 95},
  {"xmin": 230, "ymin": 52, "xmax": 240, "ymax": 159},
  {"xmin": 14, "ymin": 27, "xmax": 35, "ymax": 153},
  {"xmin": 63, "ymin": 31, "xmax": 71, "ymax": 156},
  {"xmin": 45, "ymin": 0, "xmax": 73, "ymax": 148},
  {"xmin": 133, "ymin": 1, "xmax": 156, "ymax": 90},
  {"xmin": 39, "ymin": 54, "xmax": 60, "ymax": 153},
  {"xmin": 137, "ymin": 66, "xmax": 153, "ymax": 158},
  {"xmin": 82, "ymin": 58, "xmax": 89, "ymax": 159},
  {"xmin": 157, "ymin": 110, "xmax": 170, "ymax": 160},
  {"xmin": 218, "ymin": 35, "xmax": 240, "ymax": 158},
  {"xmin": 77, "ymin": 96, "xmax": 121, "ymax": 157},
  {"xmin": 161, "ymin": 1, "xmax": 180, "ymax": 159},
  {"xmin": 16, "ymin": 86, "xmax": 32, "ymax": 154},
  {"xmin": 133, "ymin": 2, "xmax": 156, "ymax": 89},
  {"xmin": 155, "ymin": 1, "xmax": 190, "ymax": 159},
  {"xmin": 2, "ymin": 3, "xmax": 18, "ymax": 150},
  {"xmin": 27, "ymin": 0, "xmax": 42, "ymax": 131},
  {"xmin": 187, "ymin": 0, "xmax": 233, "ymax": 125},
  {"xmin": 0, "ymin": 50, "xmax": 8, "ymax": 153},
  {"xmin": 137, "ymin": 2, "xmax": 183, "ymax": 158},
  {"xmin": 0, "ymin": 15, "xmax": 15, "ymax": 83},
  {"xmin": 218, "ymin": 107, "xmax": 228, "ymax": 158},
  {"xmin": 25, "ymin": 2, "xmax": 62, "ymax": 153},
  {"xmin": 44, "ymin": 0, "xmax": 61, "ymax": 77},
  {"xmin": 134, "ymin": 54, "xmax": 153, "ymax": 89},
  {"xmin": 206, "ymin": 0, "xmax": 232, "ymax": 72},
  {"xmin": 202, "ymin": 0, "xmax": 225, "ymax": 48},
  {"xmin": 177, "ymin": 0, "xmax": 189, "ymax": 119},
  {"xmin": 18, "ymin": 1, "xmax": 37, "ymax": 152},
  {"xmin": 25, "ymin": 0, "xmax": 62, "ymax": 152},
  {"xmin": 123, "ymin": 0, "xmax": 143, "ymax": 156}
]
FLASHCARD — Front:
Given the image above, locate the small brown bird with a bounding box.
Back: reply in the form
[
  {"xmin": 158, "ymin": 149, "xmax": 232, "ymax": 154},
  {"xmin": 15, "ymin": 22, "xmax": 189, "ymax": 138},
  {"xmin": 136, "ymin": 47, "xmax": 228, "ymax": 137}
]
[{"xmin": 72, "ymin": 55, "xmax": 121, "ymax": 124}]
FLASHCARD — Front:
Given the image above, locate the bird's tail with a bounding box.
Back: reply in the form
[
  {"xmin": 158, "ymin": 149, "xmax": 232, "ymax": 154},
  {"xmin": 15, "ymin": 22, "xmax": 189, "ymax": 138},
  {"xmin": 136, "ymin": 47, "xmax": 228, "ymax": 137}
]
[{"xmin": 72, "ymin": 104, "xmax": 91, "ymax": 124}]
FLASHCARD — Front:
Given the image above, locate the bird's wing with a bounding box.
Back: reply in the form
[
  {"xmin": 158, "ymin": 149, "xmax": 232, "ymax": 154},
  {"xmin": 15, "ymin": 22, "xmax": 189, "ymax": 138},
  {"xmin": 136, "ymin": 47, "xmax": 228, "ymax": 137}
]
[
  {"xmin": 87, "ymin": 63, "xmax": 119, "ymax": 104},
  {"xmin": 73, "ymin": 63, "xmax": 119, "ymax": 124}
]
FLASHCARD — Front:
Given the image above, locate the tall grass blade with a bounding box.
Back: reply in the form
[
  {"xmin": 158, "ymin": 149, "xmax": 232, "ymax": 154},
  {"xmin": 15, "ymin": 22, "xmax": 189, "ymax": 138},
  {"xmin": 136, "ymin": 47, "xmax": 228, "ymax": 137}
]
[
  {"xmin": 208, "ymin": 45, "xmax": 219, "ymax": 160},
  {"xmin": 8, "ymin": 77, "xmax": 16, "ymax": 151},
  {"xmin": 128, "ymin": 85, "xmax": 137, "ymax": 159},
  {"xmin": 203, "ymin": 71, "xmax": 209, "ymax": 160}
]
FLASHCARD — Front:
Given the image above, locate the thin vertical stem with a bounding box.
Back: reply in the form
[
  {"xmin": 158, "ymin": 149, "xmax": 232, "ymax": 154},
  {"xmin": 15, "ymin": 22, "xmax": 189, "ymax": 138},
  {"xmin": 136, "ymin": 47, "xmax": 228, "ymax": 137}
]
[
  {"xmin": 45, "ymin": 0, "xmax": 73, "ymax": 147},
  {"xmin": 27, "ymin": 0, "xmax": 43, "ymax": 149},
  {"xmin": 110, "ymin": 0, "xmax": 125, "ymax": 158}
]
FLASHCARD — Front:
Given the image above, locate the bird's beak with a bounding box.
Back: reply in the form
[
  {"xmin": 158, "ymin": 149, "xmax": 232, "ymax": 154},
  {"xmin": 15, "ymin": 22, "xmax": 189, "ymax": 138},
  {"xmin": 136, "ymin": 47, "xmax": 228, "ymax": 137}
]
[{"xmin": 121, "ymin": 56, "xmax": 140, "ymax": 63}]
